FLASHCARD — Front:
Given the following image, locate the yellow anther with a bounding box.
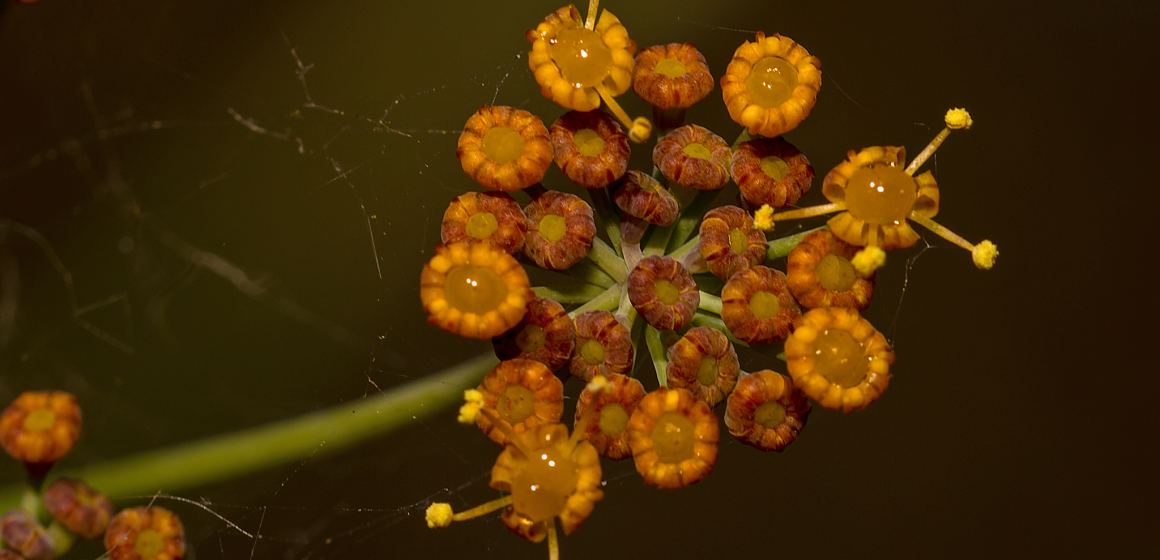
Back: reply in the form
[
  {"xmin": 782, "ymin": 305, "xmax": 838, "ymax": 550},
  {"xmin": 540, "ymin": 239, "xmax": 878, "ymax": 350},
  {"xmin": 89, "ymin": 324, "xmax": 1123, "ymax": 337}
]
[
  {"xmin": 851, "ymin": 246, "xmax": 887, "ymax": 276},
  {"xmin": 944, "ymin": 108, "xmax": 973, "ymax": 130},
  {"xmin": 464, "ymin": 388, "xmax": 484, "ymax": 404},
  {"xmin": 753, "ymin": 204, "xmax": 774, "ymax": 231},
  {"xmin": 629, "ymin": 116, "xmax": 652, "ymax": 143},
  {"xmin": 972, "ymin": 240, "xmax": 998, "ymax": 270},
  {"xmin": 457, "ymin": 389, "xmax": 485, "ymax": 424},
  {"xmin": 586, "ymin": 375, "xmax": 611, "ymax": 394},
  {"xmin": 425, "ymin": 503, "xmax": 454, "ymax": 528}
]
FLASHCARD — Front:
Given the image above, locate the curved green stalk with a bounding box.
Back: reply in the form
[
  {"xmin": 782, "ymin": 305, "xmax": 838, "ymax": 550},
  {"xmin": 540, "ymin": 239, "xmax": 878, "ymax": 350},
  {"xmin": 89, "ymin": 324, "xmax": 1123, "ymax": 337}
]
[
  {"xmin": 587, "ymin": 237, "xmax": 628, "ymax": 284},
  {"xmin": 645, "ymin": 326, "xmax": 669, "ymax": 388},
  {"xmin": 587, "ymin": 187, "xmax": 623, "ymax": 256},
  {"xmin": 698, "ymin": 291, "xmax": 722, "ymax": 315},
  {"xmin": 767, "ymin": 225, "xmax": 828, "ymax": 261},
  {"xmin": 533, "ymin": 284, "xmax": 608, "ymax": 304},
  {"xmin": 564, "ymin": 259, "xmax": 616, "ymax": 289},
  {"xmin": 567, "ymin": 284, "xmax": 621, "ymax": 318},
  {"xmin": 0, "ymin": 353, "xmax": 499, "ymax": 512}
]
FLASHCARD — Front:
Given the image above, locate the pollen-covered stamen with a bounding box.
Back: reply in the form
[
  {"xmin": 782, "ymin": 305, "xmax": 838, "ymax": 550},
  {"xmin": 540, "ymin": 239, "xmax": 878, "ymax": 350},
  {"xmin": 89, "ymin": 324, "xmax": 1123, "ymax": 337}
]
[{"xmin": 746, "ymin": 56, "xmax": 798, "ymax": 109}]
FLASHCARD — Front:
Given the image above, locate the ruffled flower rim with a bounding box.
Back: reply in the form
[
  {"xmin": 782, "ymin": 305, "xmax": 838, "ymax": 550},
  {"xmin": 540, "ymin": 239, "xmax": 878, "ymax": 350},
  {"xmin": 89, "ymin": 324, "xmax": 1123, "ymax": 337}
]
[
  {"xmin": 784, "ymin": 307, "xmax": 894, "ymax": 413},
  {"xmin": 786, "ymin": 229, "xmax": 875, "ymax": 310},
  {"xmin": 475, "ymin": 358, "xmax": 565, "ymax": 447},
  {"xmin": 573, "ymin": 373, "xmax": 646, "ymax": 460},
  {"xmin": 490, "ymin": 424, "xmax": 603, "ymax": 540},
  {"xmin": 440, "ymin": 191, "xmax": 528, "ymax": 254},
  {"xmin": 822, "ymin": 145, "xmax": 940, "ymax": 250},
  {"xmin": 665, "ymin": 326, "xmax": 739, "ymax": 408},
  {"xmin": 420, "ymin": 242, "xmax": 532, "ymax": 339},
  {"xmin": 627, "ymin": 387, "xmax": 719, "ymax": 489},
  {"xmin": 456, "ymin": 105, "xmax": 552, "ymax": 192},
  {"xmin": 0, "ymin": 390, "xmax": 81, "ymax": 464},
  {"xmin": 492, "ymin": 296, "xmax": 576, "ymax": 372},
  {"xmin": 550, "ymin": 109, "xmax": 630, "ymax": 189},
  {"xmin": 632, "ymin": 42, "xmax": 715, "ymax": 109},
  {"xmin": 730, "ymin": 136, "xmax": 814, "ymax": 209},
  {"xmin": 724, "ymin": 370, "xmax": 810, "ymax": 452},
  {"xmin": 523, "ymin": 190, "xmax": 597, "ymax": 270},
  {"xmin": 626, "ymin": 255, "xmax": 699, "ymax": 331},
  {"xmin": 568, "ymin": 310, "xmax": 633, "ymax": 382},
  {"xmin": 698, "ymin": 205, "xmax": 769, "ymax": 281},
  {"xmin": 526, "ymin": 5, "xmax": 635, "ymax": 112},
  {"xmin": 720, "ymin": 265, "xmax": 802, "ymax": 346},
  {"xmin": 613, "ymin": 170, "xmax": 679, "ymax": 226},
  {"xmin": 721, "ymin": 32, "xmax": 821, "ymax": 138},
  {"xmin": 652, "ymin": 124, "xmax": 732, "ymax": 191},
  {"xmin": 104, "ymin": 506, "xmax": 186, "ymax": 560}
]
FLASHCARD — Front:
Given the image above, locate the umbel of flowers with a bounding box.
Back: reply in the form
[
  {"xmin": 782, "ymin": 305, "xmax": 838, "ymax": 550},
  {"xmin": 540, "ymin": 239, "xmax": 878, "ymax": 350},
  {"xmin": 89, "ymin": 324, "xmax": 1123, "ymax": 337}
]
[
  {"xmin": 419, "ymin": 1, "xmax": 997, "ymax": 558},
  {"xmin": 0, "ymin": 391, "xmax": 187, "ymax": 560}
]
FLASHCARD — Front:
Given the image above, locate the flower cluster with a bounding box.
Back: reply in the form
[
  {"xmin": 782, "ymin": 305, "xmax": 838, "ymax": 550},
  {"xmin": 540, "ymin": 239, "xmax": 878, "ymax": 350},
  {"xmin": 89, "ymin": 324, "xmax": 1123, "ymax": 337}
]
[
  {"xmin": 0, "ymin": 391, "xmax": 186, "ymax": 560},
  {"xmin": 419, "ymin": 2, "xmax": 996, "ymax": 558}
]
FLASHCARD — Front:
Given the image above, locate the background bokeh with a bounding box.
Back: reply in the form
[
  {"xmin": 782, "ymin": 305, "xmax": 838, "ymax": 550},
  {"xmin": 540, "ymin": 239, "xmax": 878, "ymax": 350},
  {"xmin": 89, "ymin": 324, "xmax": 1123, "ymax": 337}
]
[{"xmin": 0, "ymin": 0, "xmax": 1151, "ymax": 558}]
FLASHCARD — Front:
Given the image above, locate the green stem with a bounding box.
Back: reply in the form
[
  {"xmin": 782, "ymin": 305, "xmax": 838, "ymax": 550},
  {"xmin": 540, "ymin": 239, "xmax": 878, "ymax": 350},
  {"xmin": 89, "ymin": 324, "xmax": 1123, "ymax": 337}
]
[
  {"xmin": 698, "ymin": 291, "xmax": 722, "ymax": 315},
  {"xmin": 533, "ymin": 284, "xmax": 608, "ymax": 304},
  {"xmin": 564, "ymin": 259, "xmax": 616, "ymax": 289},
  {"xmin": 0, "ymin": 354, "xmax": 499, "ymax": 512},
  {"xmin": 642, "ymin": 222, "xmax": 675, "ymax": 258},
  {"xmin": 587, "ymin": 237, "xmax": 627, "ymax": 284},
  {"xmin": 587, "ymin": 187, "xmax": 623, "ymax": 256},
  {"xmin": 691, "ymin": 312, "xmax": 748, "ymax": 348},
  {"xmin": 667, "ymin": 189, "xmax": 719, "ymax": 253},
  {"xmin": 667, "ymin": 234, "xmax": 699, "ymax": 261},
  {"xmin": 645, "ymin": 326, "xmax": 669, "ymax": 388},
  {"xmin": 568, "ymin": 284, "xmax": 621, "ymax": 318},
  {"xmin": 767, "ymin": 225, "xmax": 828, "ymax": 261}
]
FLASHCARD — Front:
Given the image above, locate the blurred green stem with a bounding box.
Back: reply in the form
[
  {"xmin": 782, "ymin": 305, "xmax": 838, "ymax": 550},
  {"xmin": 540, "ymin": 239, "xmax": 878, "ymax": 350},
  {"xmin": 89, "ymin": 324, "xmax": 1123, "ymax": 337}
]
[{"xmin": 0, "ymin": 353, "xmax": 498, "ymax": 512}]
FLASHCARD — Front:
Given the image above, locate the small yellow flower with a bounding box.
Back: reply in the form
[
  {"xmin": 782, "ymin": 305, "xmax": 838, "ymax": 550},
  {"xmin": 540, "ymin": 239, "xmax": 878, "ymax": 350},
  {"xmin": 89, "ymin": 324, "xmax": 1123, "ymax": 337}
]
[
  {"xmin": 440, "ymin": 191, "xmax": 528, "ymax": 254},
  {"xmin": 665, "ymin": 326, "xmax": 739, "ymax": 408},
  {"xmin": 730, "ymin": 136, "xmax": 814, "ymax": 209},
  {"xmin": 721, "ymin": 266, "xmax": 801, "ymax": 345},
  {"xmin": 420, "ymin": 243, "xmax": 532, "ymax": 339},
  {"xmin": 972, "ymin": 240, "xmax": 999, "ymax": 270},
  {"xmin": 569, "ymin": 310, "xmax": 633, "ymax": 382},
  {"xmin": 632, "ymin": 42, "xmax": 715, "ymax": 109},
  {"xmin": 573, "ymin": 373, "xmax": 645, "ymax": 460},
  {"xmin": 721, "ymin": 32, "xmax": 821, "ymax": 138},
  {"xmin": 492, "ymin": 296, "xmax": 577, "ymax": 371},
  {"xmin": 944, "ymin": 107, "xmax": 973, "ymax": 130},
  {"xmin": 523, "ymin": 190, "xmax": 597, "ymax": 270},
  {"xmin": 784, "ymin": 307, "xmax": 894, "ymax": 413},
  {"xmin": 0, "ymin": 390, "xmax": 81, "ymax": 464},
  {"xmin": 699, "ymin": 205, "xmax": 768, "ymax": 281},
  {"xmin": 425, "ymin": 503, "xmax": 453, "ymax": 528},
  {"xmin": 627, "ymin": 387, "xmax": 719, "ymax": 489},
  {"xmin": 549, "ymin": 109, "xmax": 630, "ymax": 189},
  {"xmin": 456, "ymin": 105, "xmax": 552, "ymax": 192},
  {"xmin": 627, "ymin": 255, "xmax": 699, "ymax": 331}
]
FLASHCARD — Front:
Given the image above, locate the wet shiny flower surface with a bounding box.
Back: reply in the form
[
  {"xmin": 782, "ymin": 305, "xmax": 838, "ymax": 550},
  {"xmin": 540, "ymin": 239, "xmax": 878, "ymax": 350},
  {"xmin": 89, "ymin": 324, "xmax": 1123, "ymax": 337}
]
[
  {"xmin": 420, "ymin": 243, "xmax": 532, "ymax": 339},
  {"xmin": 0, "ymin": 390, "xmax": 81, "ymax": 464},
  {"xmin": 823, "ymin": 146, "xmax": 939, "ymax": 250},
  {"xmin": 721, "ymin": 31, "xmax": 821, "ymax": 138},
  {"xmin": 526, "ymin": 4, "xmax": 635, "ymax": 112},
  {"xmin": 627, "ymin": 387, "xmax": 719, "ymax": 489},
  {"xmin": 784, "ymin": 307, "xmax": 894, "ymax": 413}
]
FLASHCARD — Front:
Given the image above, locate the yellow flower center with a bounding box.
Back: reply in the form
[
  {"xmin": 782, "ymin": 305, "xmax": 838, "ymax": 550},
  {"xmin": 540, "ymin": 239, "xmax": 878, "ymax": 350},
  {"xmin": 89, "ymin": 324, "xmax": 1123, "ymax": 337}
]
[
  {"xmin": 549, "ymin": 27, "xmax": 613, "ymax": 88},
  {"xmin": 443, "ymin": 264, "xmax": 507, "ymax": 315},
  {"xmin": 511, "ymin": 447, "xmax": 578, "ymax": 523},
  {"xmin": 496, "ymin": 385, "xmax": 535, "ymax": 425},
  {"xmin": 816, "ymin": 253, "xmax": 856, "ymax": 292},
  {"xmin": 539, "ymin": 214, "xmax": 567, "ymax": 243},
  {"xmin": 466, "ymin": 212, "xmax": 498, "ymax": 239},
  {"xmin": 516, "ymin": 324, "xmax": 546, "ymax": 354},
  {"xmin": 845, "ymin": 163, "xmax": 917, "ymax": 225},
  {"xmin": 728, "ymin": 227, "xmax": 748, "ymax": 256},
  {"xmin": 814, "ymin": 328, "xmax": 867, "ymax": 388},
  {"xmin": 754, "ymin": 401, "xmax": 786, "ymax": 428},
  {"xmin": 696, "ymin": 355, "xmax": 718, "ymax": 386},
  {"xmin": 480, "ymin": 126, "xmax": 524, "ymax": 164},
  {"xmin": 651, "ymin": 411, "xmax": 696, "ymax": 464},
  {"xmin": 580, "ymin": 338, "xmax": 605, "ymax": 365},
  {"xmin": 749, "ymin": 290, "xmax": 780, "ymax": 320},
  {"xmin": 746, "ymin": 56, "xmax": 798, "ymax": 109},
  {"xmin": 573, "ymin": 128, "xmax": 605, "ymax": 157},
  {"xmin": 134, "ymin": 529, "xmax": 164, "ymax": 559},
  {"xmin": 654, "ymin": 58, "xmax": 688, "ymax": 78},
  {"xmin": 598, "ymin": 403, "xmax": 628, "ymax": 436},
  {"xmin": 22, "ymin": 408, "xmax": 56, "ymax": 432},
  {"xmin": 653, "ymin": 279, "xmax": 679, "ymax": 305},
  {"xmin": 759, "ymin": 155, "xmax": 789, "ymax": 180},
  {"xmin": 682, "ymin": 142, "xmax": 712, "ymax": 160}
]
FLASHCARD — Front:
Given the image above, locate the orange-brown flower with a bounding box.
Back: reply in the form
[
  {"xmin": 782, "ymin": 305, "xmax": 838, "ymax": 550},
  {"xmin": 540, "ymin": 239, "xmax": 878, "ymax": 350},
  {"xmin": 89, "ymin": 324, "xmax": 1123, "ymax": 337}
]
[
  {"xmin": 627, "ymin": 387, "xmax": 719, "ymax": 489},
  {"xmin": 44, "ymin": 478, "xmax": 115, "ymax": 539},
  {"xmin": 823, "ymin": 146, "xmax": 939, "ymax": 250},
  {"xmin": 523, "ymin": 190, "xmax": 597, "ymax": 270},
  {"xmin": 0, "ymin": 549, "xmax": 24, "ymax": 560},
  {"xmin": 699, "ymin": 205, "xmax": 768, "ymax": 281},
  {"xmin": 493, "ymin": 296, "xmax": 576, "ymax": 371},
  {"xmin": 627, "ymin": 255, "xmax": 698, "ymax": 331},
  {"xmin": 0, "ymin": 390, "xmax": 81, "ymax": 464},
  {"xmin": 632, "ymin": 43, "xmax": 714, "ymax": 109},
  {"xmin": 721, "ymin": 265, "xmax": 801, "ymax": 345},
  {"xmin": 730, "ymin": 136, "xmax": 814, "ymax": 209},
  {"xmin": 721, "ymin": 32, "xmax": 821, "ymax": 138},
  {"xmin": 490, "ymin": 424, "xmax": 603, "ymax": 542},
  {"xmin": 784, "ymin": 307, "xmax": 894, "ymax": 413},
  {"xmin": 104, "ymin": 507, "xmax": 185, "ymax": 560},
  {"xmin": 653, "ymin": 124, "xmax": 731, "ymax": 190},
  {"xmin": 613, "ymin": 170, "xmax": 679, "ymax": 226},
  {"xmin": 569, "ymin": 310, "xmax": 633, "ymax": 382},
  {"xmin": 526, "ymin": 5, "xmax": 635, "ymax": 113},
  {"xmin": 665, "ymin": 326, "xmax": 739, "ymax": 407},
  {"xmin": 475, "ymin": 359, "xmax": 564, "ymax": 446},
  {"xmin": 786, "ymin": 229, "xmax": 874, "ymax": 310},
  {"xmin": 441, "ymin": 191, "xmax": 527, "ymax": 254},
  {"xmin": 456, "ymin": 105, "xmax": 552, "ymax": 192},
  {"xmin": 420, "ymin": 243, "xmax": 532, "ymax": 339},
  {"xmin": 550, "ymin": 109, "xmax": 629, "ymax": 188},
  {"xmin": 1, "ymin": 510, "xmax": 53, "ymax": 560},
  {"xmin": 724, "ymin": 370, "xmax": 810, "ymax": 451},
  {"xmin": 573, "ymin": 374, "xmax": 646, "ymax": 460}
]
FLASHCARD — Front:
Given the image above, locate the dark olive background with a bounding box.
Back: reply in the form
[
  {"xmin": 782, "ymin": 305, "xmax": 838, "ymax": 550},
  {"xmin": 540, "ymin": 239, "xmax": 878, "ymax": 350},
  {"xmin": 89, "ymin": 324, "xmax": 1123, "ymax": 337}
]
[{"xmin": 0, "ymin": 0, "xmax": 1152, "ymax": 558}]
